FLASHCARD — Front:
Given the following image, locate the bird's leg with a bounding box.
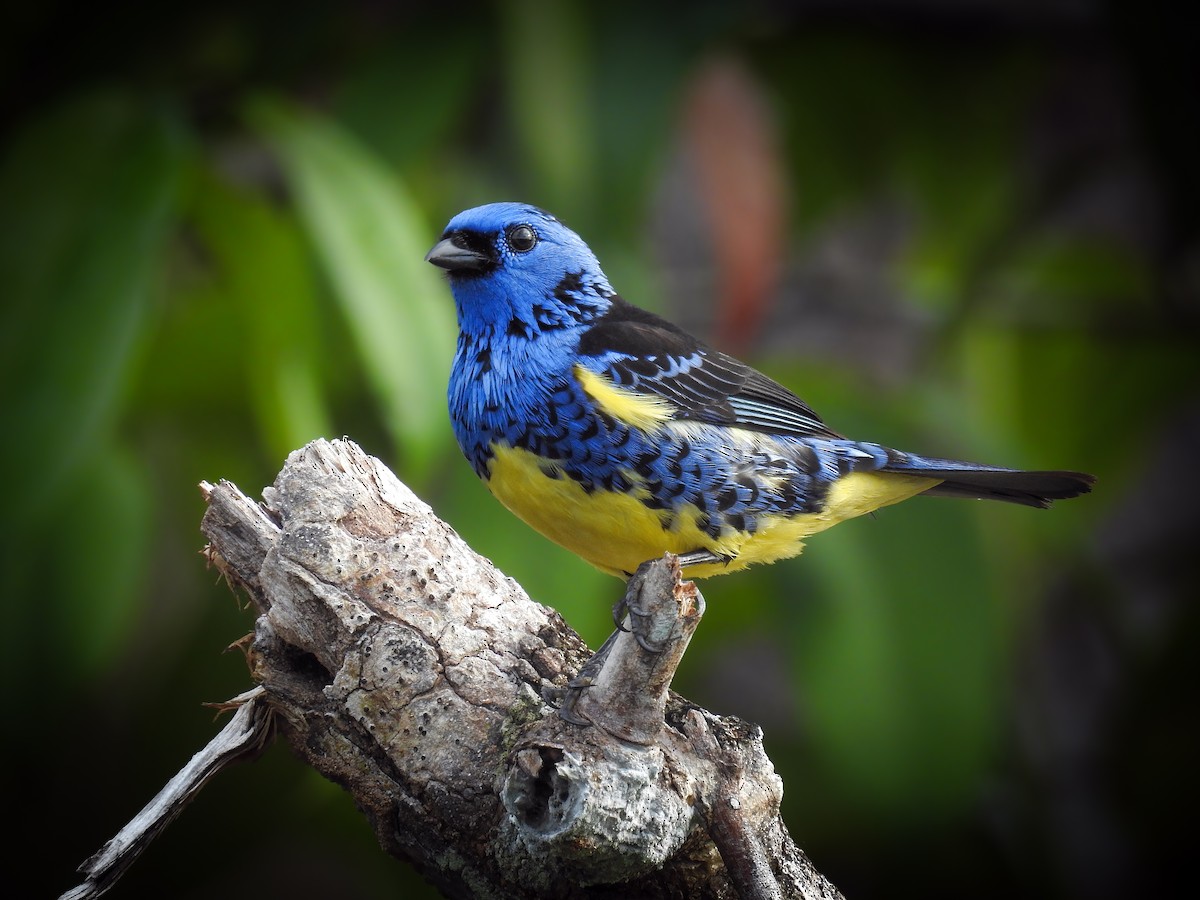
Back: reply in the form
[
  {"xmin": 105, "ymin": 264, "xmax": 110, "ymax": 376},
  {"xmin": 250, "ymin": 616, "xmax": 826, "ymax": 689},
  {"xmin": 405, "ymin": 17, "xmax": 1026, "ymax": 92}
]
[
  {"xmin": 561, "ymin": 555, "xmax": 695, "ymax": 722},
  {"xmin": 610, "ymin": 549, "xmax": 725, "ymax": 652},
  {"xmin": 567, "ymin": 557, "xmax": 670, "ymax": 715},
  {"xmin": 674, "ymin": 548, "xmax": 733, "ymax": 569},
  {"xmin": 557, "ymin": 554, "xmax": 706, "ymax": 728}
]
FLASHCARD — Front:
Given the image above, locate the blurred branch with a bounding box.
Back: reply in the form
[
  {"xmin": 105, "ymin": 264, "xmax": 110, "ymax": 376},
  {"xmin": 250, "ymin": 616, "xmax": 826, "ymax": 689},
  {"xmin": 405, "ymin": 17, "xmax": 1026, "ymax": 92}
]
[{"xmin": 67, "ymin": 438, "xmax": 842, "ymax": 899}]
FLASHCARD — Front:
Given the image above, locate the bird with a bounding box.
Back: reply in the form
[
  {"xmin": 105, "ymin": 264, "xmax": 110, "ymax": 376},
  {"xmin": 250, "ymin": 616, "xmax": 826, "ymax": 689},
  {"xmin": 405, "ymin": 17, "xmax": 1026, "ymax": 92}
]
[{"xmin": 426, "ymin": 202, "xmax": 1094, "ymax": 582}]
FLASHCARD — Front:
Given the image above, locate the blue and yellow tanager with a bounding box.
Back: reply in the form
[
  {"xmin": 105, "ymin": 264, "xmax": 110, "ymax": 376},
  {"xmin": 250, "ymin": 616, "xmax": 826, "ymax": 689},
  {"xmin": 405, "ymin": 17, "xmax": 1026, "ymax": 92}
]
[{"xmin": 426, "ymin": 202, "xmax": 1094, "ymax": 581}]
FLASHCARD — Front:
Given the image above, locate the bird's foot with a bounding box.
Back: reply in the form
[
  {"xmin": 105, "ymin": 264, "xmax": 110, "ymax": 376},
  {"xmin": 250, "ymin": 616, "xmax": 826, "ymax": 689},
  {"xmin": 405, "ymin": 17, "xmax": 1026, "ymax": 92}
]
[
  {"xmin": 610, "ymin": 551, "xmax": 722, "ymax": 652},
  {"xmin": 561, "ymin": 554, "xmax": 704, "ymax": 723},
  {"xmin": 609, "ymin": 594, "xmax": 669, "ymax": 653}
]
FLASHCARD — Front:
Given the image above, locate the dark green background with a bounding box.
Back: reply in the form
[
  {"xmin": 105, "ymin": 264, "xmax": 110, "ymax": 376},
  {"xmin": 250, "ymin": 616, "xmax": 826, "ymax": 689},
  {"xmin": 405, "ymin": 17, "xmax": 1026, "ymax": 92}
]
[{"xmin": 4, "ymin": 2, "xmax": 1195, "ymax": 898}]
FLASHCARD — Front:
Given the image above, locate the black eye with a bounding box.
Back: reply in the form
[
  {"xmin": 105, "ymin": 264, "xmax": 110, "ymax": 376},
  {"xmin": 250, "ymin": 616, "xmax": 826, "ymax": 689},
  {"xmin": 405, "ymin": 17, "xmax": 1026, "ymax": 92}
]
[{"xmin": 506, "ymin": 224, "xmax": 538, "ymax": 253}]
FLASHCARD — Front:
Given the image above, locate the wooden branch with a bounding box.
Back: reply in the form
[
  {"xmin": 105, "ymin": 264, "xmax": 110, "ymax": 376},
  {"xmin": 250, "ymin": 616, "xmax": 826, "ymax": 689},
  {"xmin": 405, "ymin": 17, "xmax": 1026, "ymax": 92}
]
[
  {"xmin": 64, "ymin": 438, "xmax": 843, "ymax": 900},
  {"xmin": 60, "ymin": 688, "xmax": 273, "ymax": 900}
]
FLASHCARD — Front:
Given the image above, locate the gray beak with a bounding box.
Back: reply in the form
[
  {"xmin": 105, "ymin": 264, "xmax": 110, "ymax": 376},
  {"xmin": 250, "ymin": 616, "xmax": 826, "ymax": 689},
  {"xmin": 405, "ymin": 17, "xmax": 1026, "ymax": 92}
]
[{"xmin": 425, "ymin": 237, "xmax": 491, "ymax": 272}]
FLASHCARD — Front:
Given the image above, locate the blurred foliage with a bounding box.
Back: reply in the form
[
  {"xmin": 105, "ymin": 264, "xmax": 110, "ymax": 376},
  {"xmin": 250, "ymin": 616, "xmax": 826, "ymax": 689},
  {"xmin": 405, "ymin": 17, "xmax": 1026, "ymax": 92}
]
[{"xmin": 2, "ymin": 2, "xmax": 1196, "ymax": 900}]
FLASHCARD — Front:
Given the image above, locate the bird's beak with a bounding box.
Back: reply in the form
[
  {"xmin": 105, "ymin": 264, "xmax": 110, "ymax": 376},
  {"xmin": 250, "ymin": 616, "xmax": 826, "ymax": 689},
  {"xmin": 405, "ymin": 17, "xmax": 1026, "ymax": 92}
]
[{"xmin": 425, "ymin": 237, "xmax": 490, "ymax": 272}]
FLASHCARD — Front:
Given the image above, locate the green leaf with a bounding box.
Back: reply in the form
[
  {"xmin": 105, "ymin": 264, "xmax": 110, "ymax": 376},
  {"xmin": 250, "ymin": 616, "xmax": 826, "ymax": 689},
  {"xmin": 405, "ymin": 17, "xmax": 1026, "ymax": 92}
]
[
  {"xmin": 791, "ymin": 499, "xmax": 1001, "ymax": 820},
  {"xmin": 0, "ymin": 90, "xmax": 186, "ymax": 520},
  {"xmin": 55, "ymin": 445, "xmax": 153, "ymax": 677},
  {"xmin": 186, "ymin": 163, "xmax": 333, "ymax": 458},
  {"xmin": 501, "ymin": 0, "xmax": 594, "ymax": 216},
  {"xmin": 251, "ymin": 99, "xmax": 456, "ymax": 477}
]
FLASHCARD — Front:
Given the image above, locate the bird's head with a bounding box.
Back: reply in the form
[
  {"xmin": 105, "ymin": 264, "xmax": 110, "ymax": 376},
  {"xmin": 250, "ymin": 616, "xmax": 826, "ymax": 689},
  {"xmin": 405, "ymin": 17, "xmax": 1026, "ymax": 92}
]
[{"xmin": 426, "ymin": 202, "xmax": 615, "ymax": 337}]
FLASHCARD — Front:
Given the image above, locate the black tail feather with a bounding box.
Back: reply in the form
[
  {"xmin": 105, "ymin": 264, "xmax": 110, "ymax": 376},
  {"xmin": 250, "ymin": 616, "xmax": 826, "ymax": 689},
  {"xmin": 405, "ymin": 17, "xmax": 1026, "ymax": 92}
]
[{"xmin": 913, "ymin": 469, "xmax": 1096, "ymax": 508}]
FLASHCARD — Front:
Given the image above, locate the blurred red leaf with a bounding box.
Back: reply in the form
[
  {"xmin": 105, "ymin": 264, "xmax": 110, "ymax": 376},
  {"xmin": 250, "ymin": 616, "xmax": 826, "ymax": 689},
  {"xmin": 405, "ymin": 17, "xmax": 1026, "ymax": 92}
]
[{"xmin": 684, "ymin": 56, "xmax": 789, "ymax": 355}]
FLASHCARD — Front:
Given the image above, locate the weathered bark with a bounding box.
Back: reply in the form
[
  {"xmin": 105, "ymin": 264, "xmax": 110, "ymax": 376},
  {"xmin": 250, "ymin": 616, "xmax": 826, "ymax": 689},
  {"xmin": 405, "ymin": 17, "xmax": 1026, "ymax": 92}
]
[{"xmin": 67, "ymin": 438, "xmax": 842, "ymax": 900}]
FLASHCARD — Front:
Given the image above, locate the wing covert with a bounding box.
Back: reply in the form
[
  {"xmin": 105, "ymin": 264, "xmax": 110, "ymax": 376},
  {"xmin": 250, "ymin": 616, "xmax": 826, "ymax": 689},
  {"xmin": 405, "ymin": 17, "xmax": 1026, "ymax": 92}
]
[{"xmin": 575, "ymin": 296, "xmax": 841, "ymax": 440}]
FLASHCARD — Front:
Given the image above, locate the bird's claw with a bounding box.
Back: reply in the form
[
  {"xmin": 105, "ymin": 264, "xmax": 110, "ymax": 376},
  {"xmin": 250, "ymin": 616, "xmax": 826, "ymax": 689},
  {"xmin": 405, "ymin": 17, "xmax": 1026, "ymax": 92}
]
[
  {"xmin": 552, "ymin": 683, "xmax": 593, "ymax": 725},
  {"xmin": 613, "ymin": 590, "xmax": 669, "ymax": 653}
]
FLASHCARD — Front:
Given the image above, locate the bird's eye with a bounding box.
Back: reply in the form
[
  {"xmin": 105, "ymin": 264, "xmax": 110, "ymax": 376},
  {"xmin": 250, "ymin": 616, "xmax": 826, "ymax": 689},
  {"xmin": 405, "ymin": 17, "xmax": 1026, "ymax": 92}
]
[{"xmin": 506, "ymin": 224, "xmax": 538, "ymax": 253}]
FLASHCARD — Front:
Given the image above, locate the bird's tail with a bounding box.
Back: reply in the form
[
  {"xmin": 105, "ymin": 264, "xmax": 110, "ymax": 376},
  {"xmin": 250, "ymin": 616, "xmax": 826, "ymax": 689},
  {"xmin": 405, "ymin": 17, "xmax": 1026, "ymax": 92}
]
[{"xmin": 880, "ymin": 454, "xmax": 1096, "ymax": 509}]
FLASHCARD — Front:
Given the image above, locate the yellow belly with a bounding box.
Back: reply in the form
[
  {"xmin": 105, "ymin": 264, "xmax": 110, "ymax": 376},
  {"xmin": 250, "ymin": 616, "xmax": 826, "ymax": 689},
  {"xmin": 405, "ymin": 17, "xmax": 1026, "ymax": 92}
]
[{"xmin": 484, "ymin": 444, "xmax": 940, "ymax": 579}]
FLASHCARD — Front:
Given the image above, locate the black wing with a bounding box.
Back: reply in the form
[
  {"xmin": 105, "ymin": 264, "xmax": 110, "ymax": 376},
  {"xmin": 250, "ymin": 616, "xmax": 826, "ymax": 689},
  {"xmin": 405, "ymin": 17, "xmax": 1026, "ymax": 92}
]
[{"xmin": 576, "ymin": 296, "xmax": 842, "ymax": 440}]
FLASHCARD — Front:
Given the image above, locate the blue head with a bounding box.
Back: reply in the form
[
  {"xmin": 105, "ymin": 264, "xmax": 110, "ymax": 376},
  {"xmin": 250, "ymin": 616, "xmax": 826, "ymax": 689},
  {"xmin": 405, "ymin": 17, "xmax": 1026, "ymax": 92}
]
[
  {"xmin": 428, "ymin": 203, "xmax": 617, "ymax": 471},
  {"xmin": 426, "ymin": 202, "xmax": 615, "ymax": 338}
]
